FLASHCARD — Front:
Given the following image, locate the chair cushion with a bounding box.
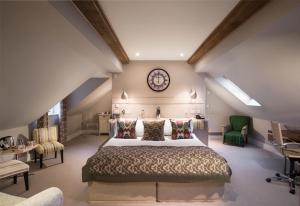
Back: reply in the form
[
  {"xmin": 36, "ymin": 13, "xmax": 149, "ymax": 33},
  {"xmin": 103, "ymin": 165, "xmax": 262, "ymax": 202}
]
[
  {"xmin": 230, "ymin": 116, "xmax": 250, "ymax": 131},
  {"xmin": 142, "ymin": 120, "xmax": 165, "ymax": 141},
  {"xmin": 51, "ymin": 141, "xmax": 64, "ymax": 151},
  {"xmin": 35, "ymin": 142, "xmax": 55, "ymax": 155},
  {"xmin": 33, "ymin": 128, "xmax": 49, "ymax": 144},
  {"xmin": 284, "ymin": 148, "xmax": 300, "ymax": 158},
  {"xmin": 224, "ymin": 131, "xmax": 244, "ymax": 146},
  {"xmin": 0, "ymin": 160, "xmax": 29, "ymax": 179},
  {"xmin": 48, "ymin": 127, "xmax": 58, "ymax": 141}
]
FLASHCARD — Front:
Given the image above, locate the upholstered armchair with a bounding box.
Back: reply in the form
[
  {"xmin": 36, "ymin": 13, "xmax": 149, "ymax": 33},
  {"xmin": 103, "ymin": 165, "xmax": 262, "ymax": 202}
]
[
  {"xmin": 222, "ymin": 115, "xmax": 250, "ymax": 146},
  {"xmin": 33, "ymin": 127, "xmax": 64, "ymax": 168},
  {"xmin": 0, "ymin": 187, "xmax": 63, "ymax": 206}
]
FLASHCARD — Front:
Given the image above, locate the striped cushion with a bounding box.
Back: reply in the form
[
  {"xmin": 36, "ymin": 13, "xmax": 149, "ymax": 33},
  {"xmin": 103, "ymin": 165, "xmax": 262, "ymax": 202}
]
[
  {"xmin": 0, "ymin": 160, "xmax": 29, "ymax": 179},
  {"xmin": 48, "ymin": 127, "xmax": 58, "ymax": 141},
  {"xmin": 33, "ymin": 128, "xmax": 49, "ymax": 144},
  {"xmin": 35, "ymin": 142, "xmax": 55, "ymax": 155},
  {"xmin": 51, "ymin": 141, "xmax": 64, "ymax": 151}
]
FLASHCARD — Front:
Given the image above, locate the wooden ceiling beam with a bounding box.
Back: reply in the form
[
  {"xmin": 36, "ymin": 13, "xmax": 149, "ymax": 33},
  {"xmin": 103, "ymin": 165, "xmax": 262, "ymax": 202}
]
[
  {"xmin": 72, "ymin": 0, "xmax": 130, "ymax": 64},
  {"xmin": 187, "ymin": 0, "xmax": 270, "ymax": 64}
]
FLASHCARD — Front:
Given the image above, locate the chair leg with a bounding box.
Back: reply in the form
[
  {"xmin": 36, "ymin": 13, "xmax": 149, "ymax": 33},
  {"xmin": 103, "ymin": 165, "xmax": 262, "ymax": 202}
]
[
  {"xmin": 284, "ymin": 157, "xmax": 287, "ymax": 175},
  {"xmin": 34, "ymin": 151, "xmax": 37, "ymax": 163},
  {"xmin": 55, "ymin": 151, "xmax": 57, "ymax": 159},
  {"xmin": 13, "ymin": 175, "xmax": 17, "ymax": 184},
  {"xmin": 24, "ymin": 171, "xmax": 29, "ymax": 191},
  {"xmin": 60, "ymin": 150, "xmax": 64, "ymax": 163},
  {"xmin": 40, "ymin": 154, "xmax": 43, "ymax": 168}
]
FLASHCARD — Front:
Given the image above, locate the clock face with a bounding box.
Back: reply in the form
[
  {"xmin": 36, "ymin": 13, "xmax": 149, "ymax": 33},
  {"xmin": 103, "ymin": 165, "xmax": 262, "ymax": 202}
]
[{"xmin": 147, "ymin": 68, "xmax": 170, "ymax": 92}]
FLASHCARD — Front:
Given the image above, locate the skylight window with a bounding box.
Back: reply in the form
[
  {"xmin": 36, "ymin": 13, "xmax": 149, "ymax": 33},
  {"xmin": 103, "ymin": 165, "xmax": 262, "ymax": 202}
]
[{"xmin": 216, "ymin": 77, "xmax": 261, "ymax": 106}]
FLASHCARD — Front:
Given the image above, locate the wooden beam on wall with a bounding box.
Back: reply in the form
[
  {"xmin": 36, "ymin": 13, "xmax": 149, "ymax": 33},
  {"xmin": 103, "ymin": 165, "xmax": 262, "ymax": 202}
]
[
  {"xmin": 72, "ymin": 0, "xmax": 130, "ymax": 64},
  {"xmin": 187, "ymin": 0, "xmax": 270, "ymax": 64}
]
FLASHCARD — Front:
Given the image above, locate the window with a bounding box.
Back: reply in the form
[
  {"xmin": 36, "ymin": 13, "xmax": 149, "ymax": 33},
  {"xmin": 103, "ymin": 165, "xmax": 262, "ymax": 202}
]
[
  {"xmin": 216, "ymin": 77, "xmax": 261, "ymax": 106},
  {"xmin": 48, "ymin": 102, "xmax": 61, "ymax": 116}
]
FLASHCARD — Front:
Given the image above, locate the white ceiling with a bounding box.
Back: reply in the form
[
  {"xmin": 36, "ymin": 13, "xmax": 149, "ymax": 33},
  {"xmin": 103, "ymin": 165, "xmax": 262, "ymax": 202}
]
[{"xmin": 99, "ymin": 0, "xmax": 239, "ymax": 60}]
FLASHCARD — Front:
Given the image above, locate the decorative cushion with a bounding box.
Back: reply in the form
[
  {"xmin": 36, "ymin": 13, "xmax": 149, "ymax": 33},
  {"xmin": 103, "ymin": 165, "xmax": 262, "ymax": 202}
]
[
  {"xmin": 171, "ymin": 119, "xmax": 192, "ymax": 139},
  {"xmin": 116, "ymin": 120, "xmax": 137, "ymax": 139},
  {"xmin": 142, "ymin": 120, "xmax": 165, "ymax": 141}
]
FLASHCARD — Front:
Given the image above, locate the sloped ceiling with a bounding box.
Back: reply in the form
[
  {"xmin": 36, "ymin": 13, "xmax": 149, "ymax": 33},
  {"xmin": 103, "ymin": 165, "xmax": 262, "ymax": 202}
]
[
  {"xmin": 68, "ymin": 77, "xmax": 112, "ymax": 115},
  {"xmin": 197, "ymin": 1, "xmax": 300, "ymax": 126},
  {"xmin": 0, "ymin": 1, "xmax": 122, "ymax": 130}
]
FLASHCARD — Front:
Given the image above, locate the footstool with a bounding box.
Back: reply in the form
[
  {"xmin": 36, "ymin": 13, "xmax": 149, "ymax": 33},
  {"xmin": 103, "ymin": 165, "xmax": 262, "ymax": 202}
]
[{"xmin": 0, "ymin": 160, "xmax": 29, "ymax": 190}]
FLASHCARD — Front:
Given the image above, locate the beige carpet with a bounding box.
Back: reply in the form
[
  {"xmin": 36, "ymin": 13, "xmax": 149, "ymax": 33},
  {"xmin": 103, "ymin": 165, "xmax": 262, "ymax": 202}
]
[{"xmin": 0, "ymin": 135, "xmax": 299, "ymax": 206}]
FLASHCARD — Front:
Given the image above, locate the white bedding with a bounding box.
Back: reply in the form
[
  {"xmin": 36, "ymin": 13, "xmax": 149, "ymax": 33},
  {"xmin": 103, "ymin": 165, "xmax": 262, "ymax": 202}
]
[{"xmin": 104, "ymin": 133, "xmax": 206, "ymax": 147}]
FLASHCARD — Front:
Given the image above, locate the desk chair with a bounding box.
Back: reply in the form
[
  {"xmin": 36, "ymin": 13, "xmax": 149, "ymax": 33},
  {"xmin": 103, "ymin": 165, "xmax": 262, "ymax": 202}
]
[{"xmin": 266, "ymin": 121, "xmax": 300, "ymax": 194}]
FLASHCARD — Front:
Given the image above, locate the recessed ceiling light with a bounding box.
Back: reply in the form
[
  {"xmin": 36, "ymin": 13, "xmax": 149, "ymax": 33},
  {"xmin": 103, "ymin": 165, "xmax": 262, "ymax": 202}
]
[
  {"xmin": 135, "ymin": 52, "xmax": 140, "ymax": 57},
  {"xmin": 180, "ymin": 52, "xmax": 184, "ymax": 57}
]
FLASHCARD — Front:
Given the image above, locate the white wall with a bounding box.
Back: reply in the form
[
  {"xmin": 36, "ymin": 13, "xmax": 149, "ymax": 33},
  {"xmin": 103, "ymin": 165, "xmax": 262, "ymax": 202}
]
[
  {"xmin": 0, "ymin": 1, "xmax": 122, "ymax": 130},
  {"xmin": 0, "ymin": 126, "xmax": 29, "ymax": 139},
  {"xmin": 67, "ymin": 114, "xmax": 82, "ymax": 141},
  {"xmin": 112, "ymin": 61, "xmax": 206, "ymax": 118},
  {"xmin": 206, "ymin": 89, "xmax": 238, "ymax": 133},
  {"xmin": 194, "ymin": 1, "xmax": 300, "ymax": 126},
  {"xmin": 85, "ymin": 91, "xmax": 112, "ymax": 118}
]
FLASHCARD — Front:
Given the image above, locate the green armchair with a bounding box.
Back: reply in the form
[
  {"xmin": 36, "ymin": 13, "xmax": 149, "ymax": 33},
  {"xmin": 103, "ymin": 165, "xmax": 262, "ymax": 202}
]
[{"xmin": 222, "ymin": 115, "xmax": 250, "ymax": 146}]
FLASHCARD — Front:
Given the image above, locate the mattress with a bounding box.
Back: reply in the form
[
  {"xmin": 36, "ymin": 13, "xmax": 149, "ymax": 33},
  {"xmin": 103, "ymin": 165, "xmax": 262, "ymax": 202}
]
[{"xmin": 82, "ymin": 135, "xmax": 231, "ymax": 183}]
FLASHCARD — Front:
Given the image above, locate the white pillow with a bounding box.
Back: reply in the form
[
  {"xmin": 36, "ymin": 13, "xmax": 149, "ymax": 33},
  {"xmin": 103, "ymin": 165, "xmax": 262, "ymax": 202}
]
[
  {"xmin": 135, "ymin": 119, "xmax": 144, "ymax": 137},
  {"xmin": 164, "ymin": 119, "xmax": 172, "ymax": 136}
]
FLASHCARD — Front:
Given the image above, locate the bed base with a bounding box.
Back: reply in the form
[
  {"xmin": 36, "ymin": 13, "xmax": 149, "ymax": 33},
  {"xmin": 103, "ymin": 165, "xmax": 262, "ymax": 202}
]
[{"xmin": 88, "ymin": 180, "xmax": 225, "ymax": 204}]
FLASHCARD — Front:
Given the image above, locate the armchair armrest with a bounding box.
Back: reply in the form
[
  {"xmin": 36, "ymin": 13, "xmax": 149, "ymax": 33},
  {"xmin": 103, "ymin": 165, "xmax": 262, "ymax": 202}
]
[
  {"xmin": 221, "ymin": 125, "xmax": 231, "ymax": 137},
  {"xmin": 241, "ymin": 125, "xmax": 248, "ymax": 144},
  {"xmin": 16, "ymin": 187, "xmax": 63, "ymax": 206},
  {"xmin": 241, "ymin": 125, "xmax": 248, "ymax": 135},
  {"xmin": 283, "ymin": 142, "xmax": 300, "ymax": 148}
]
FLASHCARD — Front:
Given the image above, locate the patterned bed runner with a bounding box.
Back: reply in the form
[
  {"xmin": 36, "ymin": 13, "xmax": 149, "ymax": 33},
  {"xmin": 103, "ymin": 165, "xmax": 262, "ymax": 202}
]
[{"xmin": 82, "ymin": 146, "xmax": 232, "ymax": 182}]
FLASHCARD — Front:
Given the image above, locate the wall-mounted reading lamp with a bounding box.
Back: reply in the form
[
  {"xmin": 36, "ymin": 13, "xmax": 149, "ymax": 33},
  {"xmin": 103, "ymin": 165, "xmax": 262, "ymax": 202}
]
[
  {"xmin": 121, "ymin": 89, "xmax": 128, "ymax": 100},
  {"xmin": 189, "ymin": 89, "xmax": 197, "ymax": 99}
]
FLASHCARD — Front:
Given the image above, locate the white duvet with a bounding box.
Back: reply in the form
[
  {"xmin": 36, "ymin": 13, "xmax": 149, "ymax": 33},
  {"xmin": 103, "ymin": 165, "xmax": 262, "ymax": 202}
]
[{"xmin": 104, "ymin": 133, "xmax": 206, "ymax": 147}]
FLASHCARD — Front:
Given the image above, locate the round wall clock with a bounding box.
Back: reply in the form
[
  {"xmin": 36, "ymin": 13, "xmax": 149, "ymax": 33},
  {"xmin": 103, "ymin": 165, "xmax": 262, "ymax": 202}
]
[{"xmin": 147, "ymin": 68, "xmax": 170, "ymax": 92}]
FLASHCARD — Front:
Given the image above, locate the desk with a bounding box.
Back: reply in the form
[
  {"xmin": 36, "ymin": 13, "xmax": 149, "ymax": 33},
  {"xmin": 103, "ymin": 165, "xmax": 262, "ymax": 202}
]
[{"xmin": 0, "ymin": 144, "xmax": 38, "ymax": 160}]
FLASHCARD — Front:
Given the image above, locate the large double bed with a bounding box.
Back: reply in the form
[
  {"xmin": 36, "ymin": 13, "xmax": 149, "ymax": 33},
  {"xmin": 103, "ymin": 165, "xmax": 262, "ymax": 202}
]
[{"xmin": 82, "ymin": 119, "xmax": 232, "ymax": 204}]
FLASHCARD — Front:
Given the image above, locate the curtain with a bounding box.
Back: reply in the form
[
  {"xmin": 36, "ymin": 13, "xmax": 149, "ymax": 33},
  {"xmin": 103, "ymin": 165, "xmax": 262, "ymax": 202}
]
[
  {"xmin": 59, "ymin": 99, "xmax": 68, "ymax": 143},
  {"xmin": 37, "ymin": 113, "xmax": 48, "ymax": 128}
]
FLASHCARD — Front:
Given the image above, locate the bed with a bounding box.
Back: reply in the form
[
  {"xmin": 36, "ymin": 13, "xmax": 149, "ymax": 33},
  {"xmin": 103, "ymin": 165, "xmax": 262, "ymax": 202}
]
[{"xmin": 82, "ymin": 119, "xmax": 232, "ymax": 204}]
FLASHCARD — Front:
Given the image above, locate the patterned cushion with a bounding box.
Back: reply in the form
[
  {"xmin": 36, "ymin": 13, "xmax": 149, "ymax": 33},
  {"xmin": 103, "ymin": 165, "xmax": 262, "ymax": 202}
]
[
  {"xmin": 116, "ymin": 120, "xmax": 137, "ymax": 139},
  {"xmin": 171, "ymin": 119, "xmax": 192, "ymax": 139},
  {"xmin": 142, "ymin": 120, "xmax": 165, "ymax": 141}
]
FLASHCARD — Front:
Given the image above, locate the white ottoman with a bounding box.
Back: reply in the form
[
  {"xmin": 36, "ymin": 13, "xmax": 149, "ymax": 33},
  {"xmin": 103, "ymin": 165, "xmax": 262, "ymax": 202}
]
[{"xmin": 0, "ymin": 160, "xmax": 29, "ymax": 190}]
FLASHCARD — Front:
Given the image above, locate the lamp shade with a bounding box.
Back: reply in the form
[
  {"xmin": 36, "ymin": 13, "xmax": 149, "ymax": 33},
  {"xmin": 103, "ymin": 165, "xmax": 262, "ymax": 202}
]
[
  {"xmin": 189, "ymin": 89, "xmax": 197, "ymax": 99},
  {"xmin": 121, "ymin": 89, "xmax": 128, "ymax": 99}
]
